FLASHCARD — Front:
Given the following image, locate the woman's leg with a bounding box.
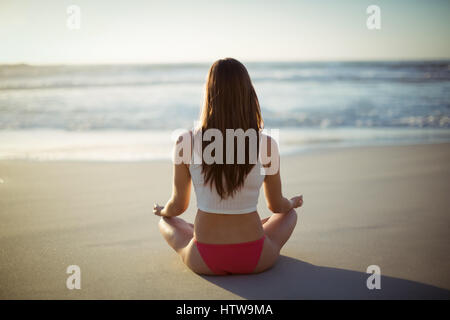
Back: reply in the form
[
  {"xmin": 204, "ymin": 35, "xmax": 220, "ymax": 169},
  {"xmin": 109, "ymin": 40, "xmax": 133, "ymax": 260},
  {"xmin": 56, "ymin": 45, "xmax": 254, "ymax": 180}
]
[
  {"xmin": 262, "ymin": 208, "xmax": 298, "ymax": 251},
  {"xmin": 158, "ymin": 217, "xmax": 214, "ymax": 275},
  {"xmin": 253, "ymin": 209, "xmax": 298, "ymax": 273},
  {"xmin": 158, "ymin": 216, "xmax": 194, "ymax": 254}
]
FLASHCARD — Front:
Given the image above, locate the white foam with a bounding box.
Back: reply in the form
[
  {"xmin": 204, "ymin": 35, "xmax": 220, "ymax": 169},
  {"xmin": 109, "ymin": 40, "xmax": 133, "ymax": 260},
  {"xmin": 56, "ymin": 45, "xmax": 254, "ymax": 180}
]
[{"xmin": 1, "ymin": 127, "xmax": 449, "ymax": 162}]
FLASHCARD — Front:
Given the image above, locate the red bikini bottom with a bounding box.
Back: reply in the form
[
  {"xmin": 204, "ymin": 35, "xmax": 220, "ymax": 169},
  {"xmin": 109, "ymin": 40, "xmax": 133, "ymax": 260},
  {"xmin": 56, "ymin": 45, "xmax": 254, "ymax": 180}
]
[{"xmin": 194, "ymin": 236, "xmax": 265, "ymax": 275}]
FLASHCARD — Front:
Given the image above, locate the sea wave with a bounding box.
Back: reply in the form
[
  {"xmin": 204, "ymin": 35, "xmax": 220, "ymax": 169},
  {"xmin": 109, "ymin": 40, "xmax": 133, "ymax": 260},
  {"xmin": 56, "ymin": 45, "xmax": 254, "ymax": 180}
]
[
  {"xmin": 0, "ymin": 61, "xmax": 449, "ymax": 131},
  {"xmin": 1, "ymin": 61, "xmax": 449, "ymax": 90}
]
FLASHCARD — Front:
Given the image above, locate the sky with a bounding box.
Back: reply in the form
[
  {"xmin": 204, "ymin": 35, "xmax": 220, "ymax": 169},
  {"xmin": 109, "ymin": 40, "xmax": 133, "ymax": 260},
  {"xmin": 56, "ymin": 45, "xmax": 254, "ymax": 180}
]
[{"xmin": 0, "ymin": 0, "xmax": 449, "ymax": 64}]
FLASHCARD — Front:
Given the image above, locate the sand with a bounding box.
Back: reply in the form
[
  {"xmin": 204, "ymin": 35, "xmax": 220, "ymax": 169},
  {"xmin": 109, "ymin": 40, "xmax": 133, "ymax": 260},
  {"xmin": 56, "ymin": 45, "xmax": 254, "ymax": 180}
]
[{"xmin": 0, "ymin": 143, "xmax": 449, "ymax": 299}]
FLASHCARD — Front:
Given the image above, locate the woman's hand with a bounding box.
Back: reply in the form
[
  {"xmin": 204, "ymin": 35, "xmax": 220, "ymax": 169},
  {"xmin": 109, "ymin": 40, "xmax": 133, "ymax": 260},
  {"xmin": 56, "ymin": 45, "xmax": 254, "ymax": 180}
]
[
  {"xmin": 153, "ymin": 203, "xmax": 164, "ymax": 216},
  {"xmin": 290, "ymin": 195, "xmax": 303, "ymax": 209}
]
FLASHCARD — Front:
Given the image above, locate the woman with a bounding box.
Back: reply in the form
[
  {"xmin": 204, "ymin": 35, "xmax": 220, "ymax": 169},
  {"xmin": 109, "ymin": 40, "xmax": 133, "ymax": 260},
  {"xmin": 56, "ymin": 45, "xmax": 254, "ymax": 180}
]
[{"xmin": 153, "ymin": 58, "xmax": 303, "ymax": 275}]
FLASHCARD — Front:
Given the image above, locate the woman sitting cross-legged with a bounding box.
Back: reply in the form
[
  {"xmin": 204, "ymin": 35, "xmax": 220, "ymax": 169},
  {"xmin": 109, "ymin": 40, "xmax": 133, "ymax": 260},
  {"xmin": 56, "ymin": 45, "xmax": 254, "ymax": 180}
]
[{"xmin": 154, "ymin": 58, "xmax": 303, "ymax": 275}]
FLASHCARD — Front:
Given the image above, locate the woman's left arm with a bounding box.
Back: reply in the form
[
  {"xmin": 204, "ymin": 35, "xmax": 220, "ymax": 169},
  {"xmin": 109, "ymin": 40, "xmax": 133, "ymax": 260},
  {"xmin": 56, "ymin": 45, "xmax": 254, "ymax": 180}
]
[{"xmin": 154, "ymin": 161, "xmax": 191, "ymax": 217}]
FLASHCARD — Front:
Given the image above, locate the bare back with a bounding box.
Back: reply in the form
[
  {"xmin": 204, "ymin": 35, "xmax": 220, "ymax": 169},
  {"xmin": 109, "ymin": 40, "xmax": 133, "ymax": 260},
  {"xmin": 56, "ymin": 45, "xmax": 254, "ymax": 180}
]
[{"xmin": 194, "ymin": 210, "xmax": 265, "ymax": 244}]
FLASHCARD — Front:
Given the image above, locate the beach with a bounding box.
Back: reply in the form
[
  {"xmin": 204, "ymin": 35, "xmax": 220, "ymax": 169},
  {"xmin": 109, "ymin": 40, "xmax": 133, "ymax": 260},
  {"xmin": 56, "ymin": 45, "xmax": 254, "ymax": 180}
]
[{"xmin": 0, "ymin": 142, "xmax": 449, "ymax": 299}]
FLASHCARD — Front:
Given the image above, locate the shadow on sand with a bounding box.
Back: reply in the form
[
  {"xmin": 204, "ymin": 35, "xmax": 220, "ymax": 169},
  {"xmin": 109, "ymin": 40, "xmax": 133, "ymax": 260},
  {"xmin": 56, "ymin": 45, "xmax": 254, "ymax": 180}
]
[{"xmin": 201, "ymin": 256, "xmax": 450, "ymax": 299}]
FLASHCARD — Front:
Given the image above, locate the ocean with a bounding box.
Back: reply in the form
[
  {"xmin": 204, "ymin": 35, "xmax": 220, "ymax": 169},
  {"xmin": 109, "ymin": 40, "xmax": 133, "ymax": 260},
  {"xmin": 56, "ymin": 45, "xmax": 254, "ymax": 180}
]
[{"xmin": 0, "ymin": 61, "xmax": 449, "ymax": 161}]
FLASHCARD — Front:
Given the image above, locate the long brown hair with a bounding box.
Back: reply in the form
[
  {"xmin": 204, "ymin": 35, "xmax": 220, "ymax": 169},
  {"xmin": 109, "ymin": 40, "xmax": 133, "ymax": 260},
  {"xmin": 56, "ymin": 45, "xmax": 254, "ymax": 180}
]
[{"xmin": 199, "ymin": 58, "xmax": 263, "ymax": 199}]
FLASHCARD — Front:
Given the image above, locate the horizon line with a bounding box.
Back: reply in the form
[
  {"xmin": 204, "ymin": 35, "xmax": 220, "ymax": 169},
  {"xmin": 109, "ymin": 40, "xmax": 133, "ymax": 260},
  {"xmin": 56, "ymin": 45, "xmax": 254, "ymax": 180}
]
[{"xmin": 1, "ymin": 57, "xmax": 450, "ymax": 67}]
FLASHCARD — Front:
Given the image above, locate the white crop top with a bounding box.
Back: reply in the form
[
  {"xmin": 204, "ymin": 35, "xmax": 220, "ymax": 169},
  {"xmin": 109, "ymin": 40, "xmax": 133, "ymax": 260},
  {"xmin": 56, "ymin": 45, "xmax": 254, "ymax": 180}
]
[
  {"xmin": 187, "ymin": 130, "xmax": 267, "ymax": 214},
  {"xmin": 189, "ymin": 161, "xmax": 265, "ymax": 214}
]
